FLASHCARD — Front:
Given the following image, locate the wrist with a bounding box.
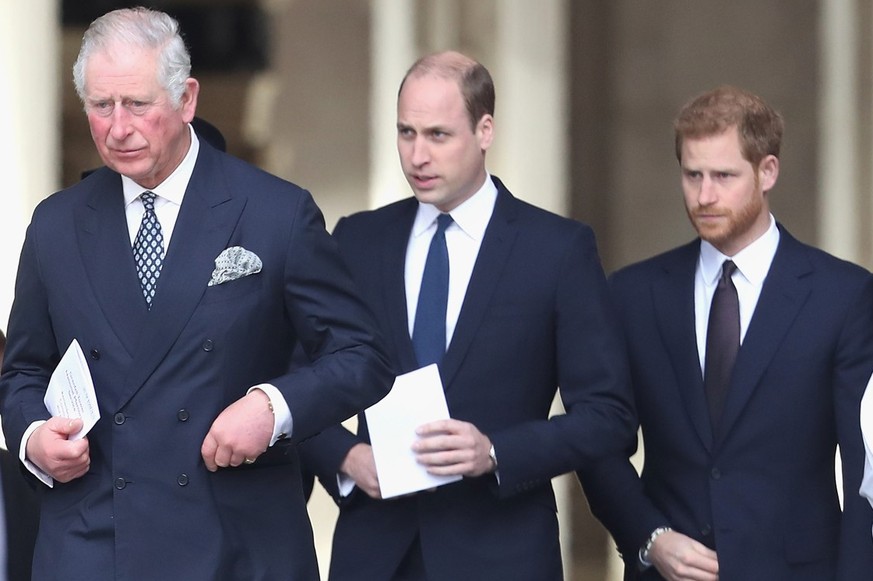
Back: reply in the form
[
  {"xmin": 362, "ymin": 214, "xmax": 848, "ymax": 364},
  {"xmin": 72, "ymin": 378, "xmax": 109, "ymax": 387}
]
[
  {"xmin": 639, "ymin": 526, "xmax": 671, "ymax": 570},
  {"xmin": 249, "ymin": 387, "xmax": 273, "ymax": 409},
  {"xmin": 341, "ymin": 443, "xmax": 367, "ymax": 474},
  {"xmin": 247, "ymin": 384, "xmax": 289, "ymax": 444}
]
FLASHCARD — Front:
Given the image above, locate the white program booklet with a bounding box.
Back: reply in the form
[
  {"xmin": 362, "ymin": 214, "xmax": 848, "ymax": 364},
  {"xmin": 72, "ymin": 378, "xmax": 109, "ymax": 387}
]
[
  {"xmin": 364, "ymin": 364, "xmax": 461, "ymax": 498},
  {"xmin": 44, "ymin": 339, "xmax": 100, "ymax": 440}
]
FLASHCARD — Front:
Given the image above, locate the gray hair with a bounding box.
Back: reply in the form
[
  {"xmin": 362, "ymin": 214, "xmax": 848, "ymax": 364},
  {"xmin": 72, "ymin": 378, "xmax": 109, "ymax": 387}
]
[{"xmin": 72, "ymin": 7, "xmax": 191, "ymax": 108}]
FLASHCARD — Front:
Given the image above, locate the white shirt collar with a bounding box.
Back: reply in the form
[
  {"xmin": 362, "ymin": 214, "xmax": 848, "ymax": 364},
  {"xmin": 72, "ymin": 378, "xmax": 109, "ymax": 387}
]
[
  {"xmin": 699, "ymin": 214, "xmax": 780, "ymax": 286},
  {"xmin": 411, "ymin": 173, "xmax": 498, "ymax": 240},
  {"xmin": 122, "ymin": 124, "xmax": 200, "ymax": 207}
]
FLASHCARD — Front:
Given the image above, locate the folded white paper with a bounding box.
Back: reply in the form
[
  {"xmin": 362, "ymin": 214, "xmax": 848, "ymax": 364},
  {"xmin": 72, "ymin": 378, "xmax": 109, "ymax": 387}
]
[
  {"xmin": 365, "ymin": 364, "xmax": 461, "ymax": 498},
  {"xmin": 44, "ymin": 339, "xmax": 100, "ymax": 440}
]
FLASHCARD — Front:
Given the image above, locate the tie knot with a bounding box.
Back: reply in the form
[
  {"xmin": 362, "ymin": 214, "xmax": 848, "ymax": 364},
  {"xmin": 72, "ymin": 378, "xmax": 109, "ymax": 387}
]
[
  {"xmin": 721, "ymin": 260, "xmax": 737, "ymax": 281},
  {"xmin": 141, "ymin": 191, "xmax": 157, "ymax": 211},
  {"xmin": 436, "ymin": 213, "xmax": 453, "ymax": 233}
]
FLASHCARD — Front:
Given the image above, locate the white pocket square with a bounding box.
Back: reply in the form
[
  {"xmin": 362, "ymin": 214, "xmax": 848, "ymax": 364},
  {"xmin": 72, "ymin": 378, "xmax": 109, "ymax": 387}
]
[{"xmin": 208, "ymin": 246, "xmax": 262, "ymax": 286}]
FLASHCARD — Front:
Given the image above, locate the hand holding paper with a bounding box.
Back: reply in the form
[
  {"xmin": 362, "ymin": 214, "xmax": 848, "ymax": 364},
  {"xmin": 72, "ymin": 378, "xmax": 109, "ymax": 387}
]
[
  {"xmin": 44, "ymin": 339, "xmax": 100, "ymax": 440},
  {"xmin": 25, "ymin": 417, "xmax": 91, "ymax": 485},
  {"xmin": 364, "ymin": 364, "xmax": 461, "ymax": 498},
  {"xmin": 413, "ymin": 418, "xmax": 496, "ymax": 478}
]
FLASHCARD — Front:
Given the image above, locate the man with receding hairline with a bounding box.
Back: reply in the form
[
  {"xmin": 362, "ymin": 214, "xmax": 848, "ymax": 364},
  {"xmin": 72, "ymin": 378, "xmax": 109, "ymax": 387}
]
[
  {"xmin": 301, "ymin": 50, "xmax": 634, "ymax": 580},
  {"xmin": 579, "ymin": 86, "xmax": 873, "ymax": 580}
]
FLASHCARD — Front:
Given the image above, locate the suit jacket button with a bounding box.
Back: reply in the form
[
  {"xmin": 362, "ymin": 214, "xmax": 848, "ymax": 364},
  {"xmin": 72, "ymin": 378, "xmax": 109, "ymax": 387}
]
[
  {"xmin": 700, "ymin": 524, "xmax": 712, "ymax": 536},
  {"xmin": 90, "ymin": 348, "xmax": 100, "ymax": 360},
  {"xmin": 177, "ymin": 409, "xmax": 190, "ymax": 422},
  {"xmin": 710, "ymin": 468, "xmax": 721, "ymax": 480},
  {"xmin": 114, "ymin": 478, "xmax": 126, "ymax": 490},
  {"xmin": 114, "ymin": 412, "xmax": 125, "ymax": 425},
  {"xmin": 177, "ymin": 474, "xmax": 189, "ymax": 486},
  {"xmin": 202, "ymin": 339, "xmax": 214, "ymax": 352}
]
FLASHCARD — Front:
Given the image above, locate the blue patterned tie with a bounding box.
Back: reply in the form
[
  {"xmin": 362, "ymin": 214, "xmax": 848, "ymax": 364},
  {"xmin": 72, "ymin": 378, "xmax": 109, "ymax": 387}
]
[
  {"xmin": 412, "ymin": 213, "xmax": 453, "ymax": 367},
  {"xmin": 133, "ymin": 191, "xmax": 165, "ymax": 309}
]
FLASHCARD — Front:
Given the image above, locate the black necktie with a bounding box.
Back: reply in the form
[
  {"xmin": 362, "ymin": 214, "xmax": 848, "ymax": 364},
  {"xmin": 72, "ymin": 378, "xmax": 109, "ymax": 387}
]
[
  {"xmin": 704, "ymin": 260, "xmax": 739, "ymax": 433},
  {"xmin": 412, "ymin": 213, "xmax": 453, "ymax": 367},
  {"xmin": 133, "ymin": 191, "xmax": 165, "ymax": 309}
]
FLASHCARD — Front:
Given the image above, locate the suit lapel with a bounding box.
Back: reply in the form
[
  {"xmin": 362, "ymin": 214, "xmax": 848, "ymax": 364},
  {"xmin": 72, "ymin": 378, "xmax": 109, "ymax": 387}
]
[
  {"xmin": 77, "ymin": 170, "xmax": 149, "ymax": 356},
  {"xmin": 117, "ymin": 146, "xmax": 246, "ymax": 407},
  {"xmin": 717, "ymin": 229, "xmax": 812, "ymax": 441},
  {"xmin": 652, "ymin": 241, "xmax": 714, "ymax": 451},
  {"xmin": 439, "ymin": 184, "xmax": 519, "ymax": 390},
  {"xmin": 381, "ymin": 201, "xmax": 419, "ymax": 373}
]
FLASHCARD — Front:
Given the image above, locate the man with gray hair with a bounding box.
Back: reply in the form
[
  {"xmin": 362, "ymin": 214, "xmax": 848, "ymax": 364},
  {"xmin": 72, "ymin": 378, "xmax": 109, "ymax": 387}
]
[{"xmin": 0, "ymin": 7, "xmax": 391, "ymax": 579}]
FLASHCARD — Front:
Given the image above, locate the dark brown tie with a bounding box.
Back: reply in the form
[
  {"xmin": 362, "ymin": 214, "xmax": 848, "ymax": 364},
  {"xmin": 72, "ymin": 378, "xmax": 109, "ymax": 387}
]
[{"xmin": 704, "ymin": 260, "xmax": 739, "ymax": 434}]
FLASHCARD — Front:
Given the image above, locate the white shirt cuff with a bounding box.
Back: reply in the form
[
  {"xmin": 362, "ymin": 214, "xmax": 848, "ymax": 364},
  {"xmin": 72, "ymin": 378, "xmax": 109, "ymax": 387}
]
[
  {"xmin": 248, "ymin": 384, "xmax": 292, "ymax": 446},
  {"xmin": 337, "ymin": 472, "xmax": 356, "ymax": 497},
  {"xmin": 20, "ymin": 420, "xmax": 54, "ymax": 488}
]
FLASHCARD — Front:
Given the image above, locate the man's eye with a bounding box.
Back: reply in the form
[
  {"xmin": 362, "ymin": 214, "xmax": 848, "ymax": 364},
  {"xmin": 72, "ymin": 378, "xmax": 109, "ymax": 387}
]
[
  {"xmin": 127, "ymin": 101, "xmax": 150, "ymax": 114},
  {"xmin": 92, "ymin": 102, "xmax": 113, "ymax": 115}
]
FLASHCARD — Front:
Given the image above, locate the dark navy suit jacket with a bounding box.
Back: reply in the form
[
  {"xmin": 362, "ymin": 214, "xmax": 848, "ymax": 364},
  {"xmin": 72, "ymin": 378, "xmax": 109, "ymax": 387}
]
[
  {"xmin": 0, "ymin": 448, "xmax": 38, "ymax": 581},
  {"xmin": 301, "ymin": 177, "xmax": 635, "ymax": 580},
  {"xmin": 0, "ymin": 141, "xmax": 392, "ymax": 580},
  {"xmin": 580, "ymin": 227, "xmax": 873, "ymax": 580}
]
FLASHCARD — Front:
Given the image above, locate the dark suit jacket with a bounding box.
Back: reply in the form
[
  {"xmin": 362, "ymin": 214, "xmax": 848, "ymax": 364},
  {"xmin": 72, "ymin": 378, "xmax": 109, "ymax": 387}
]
[
  {"xmin": 579, "ymin": 226, "xmax": 873, "ymax": 580},
  {"xmin": 301, "ymin": 177, "xmax": 635, "ymax": 580},
  {"xmin": 0, "ymin": 448, "xmax": 38, "ymax": 581},
  {"xmin": 0, "ymin": 141, "xmax": 392, "ymax": 580}
]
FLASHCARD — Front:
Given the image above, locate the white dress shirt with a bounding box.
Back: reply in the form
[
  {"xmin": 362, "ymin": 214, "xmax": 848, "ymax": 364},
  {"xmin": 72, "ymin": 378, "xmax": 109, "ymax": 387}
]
[
  {"xmin": 694, "ymin": 215, "xmax": 780, "ymax": 374},
  {"xmin": 121, "ymin": 125, "xmax": 200, "ymax": 247},
  {"xmin": 406, "ymin": 175, "xmax": 498, "ymax": 347}
]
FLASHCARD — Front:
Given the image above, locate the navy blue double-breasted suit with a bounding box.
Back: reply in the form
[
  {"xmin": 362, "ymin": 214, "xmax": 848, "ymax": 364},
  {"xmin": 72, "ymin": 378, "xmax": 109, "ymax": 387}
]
[
  {"xmin": 301, "ymin": 177, "xmax": 635, "ymax": 580},
  {"xmin": 580, "ymin": 227, "xmax": 873, "ymax": 580},
  {"xmin": 0, "ymin": 141, "xmax": 393, "ymax": 580}
]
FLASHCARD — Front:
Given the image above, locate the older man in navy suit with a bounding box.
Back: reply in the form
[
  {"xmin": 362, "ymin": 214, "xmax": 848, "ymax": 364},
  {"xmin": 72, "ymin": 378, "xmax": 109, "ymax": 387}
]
[
  {"xmin": 579, "ymin": 86, "xmax": 873, "ymax": 580},
  {"xmin": 300, "ymin": 51, "xmax": 635, "ymax": 580},
  {"xmin": 0, "ymin": 8, "xmax": 391, "ymax": 580}
]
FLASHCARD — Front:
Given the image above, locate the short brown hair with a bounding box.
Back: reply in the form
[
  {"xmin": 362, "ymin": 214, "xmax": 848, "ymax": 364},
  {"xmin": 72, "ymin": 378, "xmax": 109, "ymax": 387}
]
[
  {"xmin": 674, "ymin": 85, "xmax": 783, "ymax": 167},
  {"xmin": 399, "ymin": 51, "xmax": 495, "ymax": 130}
]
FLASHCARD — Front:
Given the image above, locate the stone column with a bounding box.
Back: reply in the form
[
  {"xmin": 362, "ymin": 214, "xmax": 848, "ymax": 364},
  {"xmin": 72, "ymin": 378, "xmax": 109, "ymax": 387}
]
[
  {"xmin": 818, "ymin": 0, "xmax": 866, "ymax": 265},
  {"xmin": 0, "ymin": 0, "xmax": 60, "ymax": 328},
  {"xmin": 369, "ymin": 0, "xmax": 417, "ymax": 208},
  {"xmin": 492, "ymin": 0, "xmax": 568, "ymax": 215}
]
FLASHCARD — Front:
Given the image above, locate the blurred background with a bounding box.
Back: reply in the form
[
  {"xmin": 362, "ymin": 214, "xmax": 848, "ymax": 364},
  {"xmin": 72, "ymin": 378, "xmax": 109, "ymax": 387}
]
[{"xmin": 2, "ymin": 1, "xmax": 871, "ymax": 578}]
